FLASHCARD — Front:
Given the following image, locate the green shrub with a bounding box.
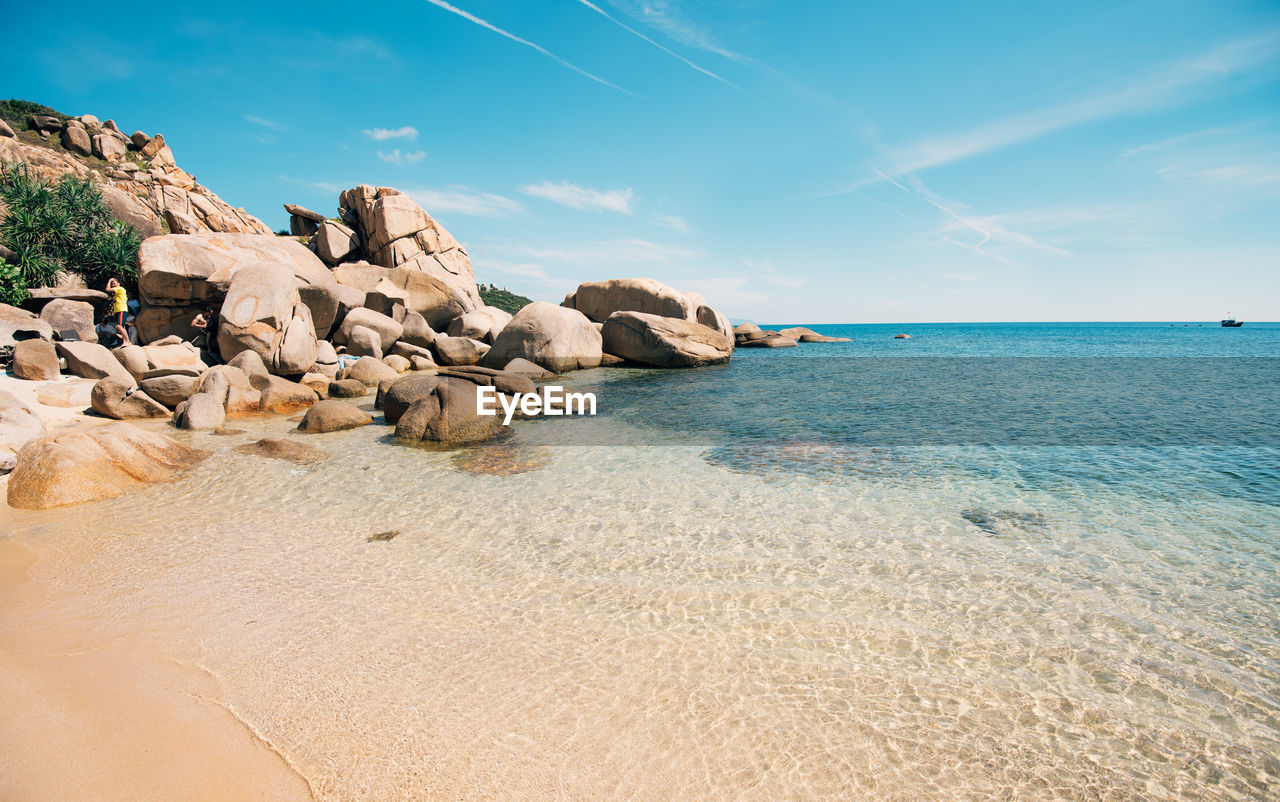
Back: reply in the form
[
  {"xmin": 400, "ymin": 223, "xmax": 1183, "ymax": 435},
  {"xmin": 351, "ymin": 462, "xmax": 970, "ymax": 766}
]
[
  {"xmin": 0, "ymin": 99, "xmax": 69, "ymax": 131},
  {"xmin": 478, "ymin": 285, "xmax": 533, "ymax": 315},
  {"xmin": 0, "ymin": 162, "xmax": 140, "ymax": 290},
  {"xmin": 0, "ymin": 259, "xmax": 28, "ymax": 306}
]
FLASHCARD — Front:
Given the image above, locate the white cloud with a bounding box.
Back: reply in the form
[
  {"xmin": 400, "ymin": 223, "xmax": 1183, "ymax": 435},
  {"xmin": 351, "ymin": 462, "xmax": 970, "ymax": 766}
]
[
  {"xmin": 572, "ymin": 0, "xmax": 740, "ymax": 90},
  {"xmin": 520, "ymin": 181, "xmax": 636, "ymax": 213},
  {"xmin": 654, "ymin": 214, "xmax": 690, "ymax": 233},
  {"xmin": 362, "ymin": 126, "xmax": 419, "ymax": 141},
  {"xmin": 424, "ymin": 0, "xmax": 639, "ymax": 96},
  {"xmin": 883, "ymin": 30, "xmax": 1280, "ymax": 176},
  {"xmin": 378, "ymin": 149, "xmax": 426, "ymax": 164},
  {"xmin": 868, "ymin": 165, "xmax": 1073, "ymax": 266},
  {"xmin": 1118, "ymin": 123, "xmax": 1258, "ymax": 160},
  {"xmin": 404, "ymin": 186, "xmax": 524, "ymax": 217},
  {"xmin": 606, "ymin": 0, "xmax": 750, "ymax": 64},
  {"xmin": 244, "ymin": 114, "xmax": 286, "ymax": 131}
]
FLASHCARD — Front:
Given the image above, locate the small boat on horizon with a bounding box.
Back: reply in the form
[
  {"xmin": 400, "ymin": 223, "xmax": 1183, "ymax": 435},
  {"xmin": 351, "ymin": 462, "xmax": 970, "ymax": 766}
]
[{"xmin": 1220, "ymin": 317, "xmax": 1244, "ymax": 327}]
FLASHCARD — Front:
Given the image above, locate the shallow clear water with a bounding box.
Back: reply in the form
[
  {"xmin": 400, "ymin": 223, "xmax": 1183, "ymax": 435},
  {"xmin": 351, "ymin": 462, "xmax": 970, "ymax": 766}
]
[{"xmin": 5, "ymin": 322, "xmax": 1280, "ymax": 799}]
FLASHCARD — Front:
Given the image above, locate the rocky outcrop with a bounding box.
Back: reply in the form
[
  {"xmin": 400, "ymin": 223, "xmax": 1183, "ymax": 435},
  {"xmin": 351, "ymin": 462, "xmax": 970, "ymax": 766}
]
[
  {"xmin": 10, "ymin": 339, "xmax": 60, "ymax": 381},
  {"xmin": 138, "ymin": 233, "xmax": 341, "ymax": 342},
  {"xmin": 312, "ymin": 185, "xmax": 481, "ymax": 326},
  {"xmin": 478, "ymin": 302, "xmax": 601, "ymax": 373},
  {"xmin": 563, "ymin": 278, "xmax": 696, "ymax": 323},
  {"xmin": 217, "ymin": 264, "xmax": 318, "ymax": 375},
  {"xmin": 0, "ymin": 117, "xmax": 270, "ymax": 238},
  {"xmin": 777, "ymin": 326, "xmax": 851, "ymax": 343},
  {"xmin": 601, "ymin": 311, "xmax": 733, "ymax": 368},
  {"xmin": 298, "ymin": 400, "xmax": 373, "ymax": 433},
  {"xmin": 6, "ymin": 423, "xmax": 210, "ymax": 510},
  {"xmin": 738, "ymin": 334, "xmax": 797, "ymax": 348}
]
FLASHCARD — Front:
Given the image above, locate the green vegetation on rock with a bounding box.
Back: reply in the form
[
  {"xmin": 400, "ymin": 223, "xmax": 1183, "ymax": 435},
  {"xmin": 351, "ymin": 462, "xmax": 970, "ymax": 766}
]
[
  {"xmin": 0, "ymin": 99, "xmax": 69, "ymax": 130},
  {"xmin": 478, "ymin": 285, "xmax": 533, "ymax": 315},
  {"xmin": 0, "ymin": 163, "xmax": 142, "ymax": 292}
]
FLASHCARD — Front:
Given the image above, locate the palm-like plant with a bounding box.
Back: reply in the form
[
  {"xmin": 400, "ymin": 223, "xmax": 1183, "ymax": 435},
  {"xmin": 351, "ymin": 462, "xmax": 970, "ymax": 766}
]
[{"xmin": 0, "ymin": 162, "xmax": 141, "ymax": 291}]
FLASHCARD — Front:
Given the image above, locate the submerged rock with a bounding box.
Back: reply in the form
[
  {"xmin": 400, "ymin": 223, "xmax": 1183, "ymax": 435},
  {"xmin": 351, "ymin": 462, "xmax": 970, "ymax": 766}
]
[
  {"xmin": 232, "ymin": 436, "xmax": 328, "ymax": 464},
  {"xmin": 7, "ymin": 423, "xmax": 210, "ymax": 510}
]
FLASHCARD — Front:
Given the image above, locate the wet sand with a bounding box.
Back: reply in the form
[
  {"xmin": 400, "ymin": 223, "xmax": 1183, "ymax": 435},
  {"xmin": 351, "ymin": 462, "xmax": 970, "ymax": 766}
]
[{"xmin": 0, "ymin": 538, "xmax": 313, "ymax": 801}]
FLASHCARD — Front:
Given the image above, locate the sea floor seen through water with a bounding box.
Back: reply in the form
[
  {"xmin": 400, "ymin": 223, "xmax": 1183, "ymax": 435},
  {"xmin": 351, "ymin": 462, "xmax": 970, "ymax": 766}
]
[{"xmin": 2, "ymin": 322, "xmax": 1278, "ymax": 799}]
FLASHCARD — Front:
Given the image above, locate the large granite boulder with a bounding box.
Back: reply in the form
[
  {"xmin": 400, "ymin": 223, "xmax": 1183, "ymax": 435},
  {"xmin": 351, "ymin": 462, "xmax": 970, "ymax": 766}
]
[
  {"xmin": 7, "ymin": 423, "xmax": 210, "ymax": 510},
  {"xmin": 138, "ymin": 374, "xmax": 200, "ymax": 407},
  {"xmin": 298, "ymin": 399, "xmax": 373, "ymax": 433},
  {"xmin": 394, "ymin": 377, "xmax": 500, "ymax": 444},
  {"xmin": 11, "ymin": 339, "xmax": 60, "ymax": 381},
  {"xmin": 400, "ymin": 310, "xmax": 436, "ymax": 348},
  {"xmin": 346, "ymin": 325, "xmax": 383, "ymax": 359},
  {"xmin": 61, "ymin": 125, "xmax": 92, "ymax": 156},
  {"xmin": 1, "ymin": 303, "xmax": 54, "ymax": 348},
  {"xmin": 140, "ymin": 341, "xmax": 207, "ymax": 375},
  {"xmin": 217, "ymin": 264, "xmax": 318, "ymax": 375},
  {"xmin": 250, "ymin": 373, "xmax": 319, "ymax": 413},
  {"xmin": 330, "ymin": 258, "xmax": 475, "ymax": 330},
  {"xmin": 332, "ymin": 184, "xmax": 481, "ymax": 322},
  {"xmin": 380, "ymin": 374, "xmax": 442, "ymax": 425},
  {"xmin": 200, "ymin": 365, "xmax": 261, "ymax": 416},
  {"xmin": 334, "ymin": 307, "xmax": 402, "ymax": 348},
  {"xmin": 313, "ymin": 220, "xmax": 360, "ymax": 264},
  {"xmin": 138, "ymin": 233, "xmax": 341, "ymax": 339},
  {"xmin": 89, "ymin": 377, "xmax": 170, "ymax": 419},
  {"xmin": 478, "ymin": 302, "xmax": 601, "ymax": 373},
  {"xmin": 601, "ymin": 311, "xmax": 733, "ymax": 368},
  {"xmin": 39, "ymin": 298, "xmax": 97, "ymax": 343},
  {"xmin": 563, "ymin": 278, "xmax": 696, "ymax": 324},
  {"xmin": 695, "ymin": 304, "xmax": 735, "ymax": 349},
  {"xmin": 112, "ymin": 344, "xmax": 150, "ymax": 381},
  {"xmin": 446, "ymin": 305, "xmax": 511, "ymax": 344},
  {"xmin": 56, "ymin": 341, "xmax": 137, "ymax": 387},
  {"xmin": 172, "ymin": 393, "xmax": 226, "ymax": 430},
  {"xmin": 339, "ymin": 355, "xmax": 400, "ymax": 387},
  {"xmin": 433, "ymin": 335, "xmax": 489, "ymax": 367}
]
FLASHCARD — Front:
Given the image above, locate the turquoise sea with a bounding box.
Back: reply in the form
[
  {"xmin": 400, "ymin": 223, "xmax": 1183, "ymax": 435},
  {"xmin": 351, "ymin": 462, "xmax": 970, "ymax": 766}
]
[{"xmin": 5, "ymin": 321, "xmax": 1279, "ymax": 798}]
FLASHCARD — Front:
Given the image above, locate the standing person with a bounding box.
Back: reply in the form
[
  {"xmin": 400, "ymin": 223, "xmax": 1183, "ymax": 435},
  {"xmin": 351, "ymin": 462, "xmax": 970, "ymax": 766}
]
[{"xmin": 105, "ymin": 278, "xmax": 129, "ymax": 345}]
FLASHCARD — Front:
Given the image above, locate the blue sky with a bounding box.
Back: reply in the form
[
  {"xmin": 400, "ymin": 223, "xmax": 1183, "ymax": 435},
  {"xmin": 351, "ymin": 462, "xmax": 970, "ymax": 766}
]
[{"xmin": 4, "ymin": 0, "xmax": 1279, "ymax": 322}]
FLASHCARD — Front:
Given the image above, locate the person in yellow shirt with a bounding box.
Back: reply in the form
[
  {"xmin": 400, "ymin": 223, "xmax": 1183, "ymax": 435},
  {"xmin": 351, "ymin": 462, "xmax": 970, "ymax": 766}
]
[{"xmin": 105, "ymin": 277, "xmax": 129, "ymax": 345}]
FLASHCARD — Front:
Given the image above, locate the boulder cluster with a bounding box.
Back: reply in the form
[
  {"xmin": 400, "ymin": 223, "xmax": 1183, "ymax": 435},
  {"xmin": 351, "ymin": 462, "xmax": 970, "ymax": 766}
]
[
  {"xmin": 732, "ymin": 323, "xmax": 851, "ymax": 347},
  {"xmin": 1, "ymin": 111, "xmax": 271, "ymax": 237},
  {"xmin": 3, "ymin": 178, "xmax": 747, "ymax": 507}
]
